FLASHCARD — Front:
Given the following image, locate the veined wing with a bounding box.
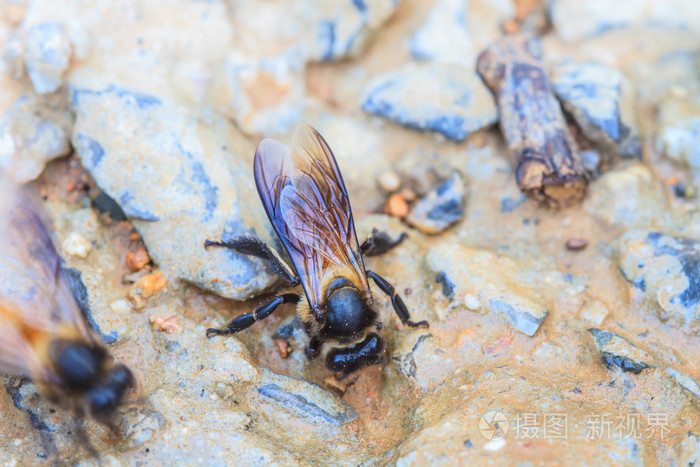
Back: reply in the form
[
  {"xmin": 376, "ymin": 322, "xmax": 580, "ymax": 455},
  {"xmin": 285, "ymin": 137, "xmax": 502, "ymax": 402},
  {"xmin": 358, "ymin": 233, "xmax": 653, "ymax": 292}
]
[
  {"xmin": 0, "ymin": 178, "xmax": 95, "ymax": 379},
  {"xmin": 253, "ymin": 124, "xmax": 368, "ymax": 313}
]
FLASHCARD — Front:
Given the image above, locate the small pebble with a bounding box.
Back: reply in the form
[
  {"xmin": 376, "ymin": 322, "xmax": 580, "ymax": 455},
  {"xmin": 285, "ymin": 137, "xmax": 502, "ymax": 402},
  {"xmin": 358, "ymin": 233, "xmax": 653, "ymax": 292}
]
[
  {"xmin": 126, "ymin": 245, "xmax": 151, "ymax": 272},
  {"xmin": 406, "ymin": 174, "xmax": 465, "ymax": 234},
  {"xmin": 276, "ymin": 339, "xmax": 291, "ymax": 358},
  {"xmin": 213, "ymin": 381, "xmax": 235, "ymax": 400},
  {"xmin": 377, "ymin": 171, "xmax": 400, "ymax": 192},
  {"xmin": 109, "ymin": 299, "xmax": 132, "ymax": 315},
  {"xmin": 469, "ymin": 131, "xmax": 487, "ymax": 148},
  {"xmin": 483, "ymin": 438, "xmax": 506, "ymax": 451},
  {"xmin": 129, "ymin": 272, "xmax": 167, "ymax": 309},
  {"xmin": 501, "ymin": 19, "xmax": 519, "ymax": 34},
  {"xmin": 385, "ymin": 193, "xmax": 409, "ymax": 218},
  {"xmin": 565, "ymin": 238, "xmax": 588, "ymax": 250},
  {"xmin": 400, "ymin": 188, "xmax": 417, "ymax": 203},
  {"xmin": 135, "ymin": 272, "xmax": 167, "ymax": 298},
  {"xmin": 463, "ymin": 293, "xmax": 481, "ymax": 311},
  {"xmin": 62, "ymin": 232, "xmax": 92, "ymax": 258},
  {"xmin": 580, "ymin": 150, "xmax": 601, "ymax": 175},
  {"xmin": 580, "ymin": 300, "xmax": 609, "ymax": 326},
  {"xmin": 149, "ymin": 314, "xmax": 182, "ymax": 334},
  {"xmin": 674, "ymin": 183, "xmax": 697, "ymax": 199}
]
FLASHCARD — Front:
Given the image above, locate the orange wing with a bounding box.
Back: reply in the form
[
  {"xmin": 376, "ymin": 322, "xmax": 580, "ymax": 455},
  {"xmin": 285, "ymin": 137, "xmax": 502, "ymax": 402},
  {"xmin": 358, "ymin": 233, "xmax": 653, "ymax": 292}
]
[
  {"xmin": 0, "ymin": 178, "xmax": 96, "ymax": 381},
  {"xmin": 254, "ymin": 124, "xmax": 369, "ymax": 314}
]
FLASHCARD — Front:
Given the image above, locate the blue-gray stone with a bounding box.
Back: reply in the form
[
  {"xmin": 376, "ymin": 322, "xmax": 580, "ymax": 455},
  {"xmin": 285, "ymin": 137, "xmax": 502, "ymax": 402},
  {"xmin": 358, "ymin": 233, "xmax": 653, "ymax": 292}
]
[
  {"xmin": 666, "ymin": 368, "xmax": 700, "ymax": 401},
  {"xmin": 489, "ymin": 299, "xmax": 547, "ymax": 338},
  {"xmin": 310, "ymin": 0, "xmax": 400, "ymax": 62},
  {"xmin": 24, "ymin": 23, "xmax": 72, "ymax": 94},
  {"xmin": 407, "ymin": 173, "xmax": 465, "ymax": 233},
  {"xmin": 0, "ymin": 93, "xmax": 72, "ymax": 183},
  {"xmin": 70, "ymin": 84, "xmax": 280, "ymax": 300},
  {"xmin": 617, "ymin": 229, "xmax": 700, "ymax": 331},
  {"xmin": 362, "ymin": 64, "xmax": 497, "ymax": 142},
  {"xmin": 588, "ymin": 328, "xmax": 652, "ymax": 374},
  {"xmin": 257, "ymin": 384, "xmax": 357, "ymax": 426},
  {"xmin": 656, "ymin": 91, "xmax": 700, "ymax": 169},
  {"xmin": 549, "ymin": 0, "xmax": 700, "ymax": 41},
  {"xmin": 254, "ymin": 372, "xmax": 358, "ymax": 427},
  {"xmin": 551, "ymin": 61, "xmax": 640, "ymax": 158},
  {"xmin": 410, "ymin": 0, "xmax": 472, "ymax": 65}
]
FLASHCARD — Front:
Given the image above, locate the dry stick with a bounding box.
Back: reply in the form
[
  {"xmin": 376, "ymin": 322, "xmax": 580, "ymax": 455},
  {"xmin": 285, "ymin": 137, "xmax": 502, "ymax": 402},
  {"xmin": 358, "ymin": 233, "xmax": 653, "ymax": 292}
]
[{"xmin": 477, "ymin": 34, "xmax": 588, "ymax": 209}]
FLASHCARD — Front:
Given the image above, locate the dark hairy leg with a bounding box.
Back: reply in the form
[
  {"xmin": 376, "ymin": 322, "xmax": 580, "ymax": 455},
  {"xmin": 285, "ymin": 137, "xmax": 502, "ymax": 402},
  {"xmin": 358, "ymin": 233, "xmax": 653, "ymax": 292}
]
[
  {"xmin": 305, "ymin": 338, "xmax": 323, "ymax": 360},
  {"xmin": 204, "ymin": 237, "xmax": 299, "ymax": 286},
  {"xmin": 360, "ymin": 229, "xmax": 408, "ymax": 257},
  {"xmin": 366, "ymin": 270, "xmax": 429, "ymax": 328},
  {"xmin": 206, "ymin": 294, "xmax": 300, "ymax": 338},
  {"xmin": 325, "ymin": 333, "xmax": 385, "ymax": 376}
]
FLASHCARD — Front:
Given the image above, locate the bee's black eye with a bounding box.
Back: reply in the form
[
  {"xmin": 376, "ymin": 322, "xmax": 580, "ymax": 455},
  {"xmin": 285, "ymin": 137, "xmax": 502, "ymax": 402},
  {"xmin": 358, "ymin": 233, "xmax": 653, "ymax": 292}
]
[
  {"xmin": 54, "ymin": 342, "xmax": 101, "ymax": 390},
  {"xmin": 324, "ymin": 288, "xmax": 372, "ymax": 339}
]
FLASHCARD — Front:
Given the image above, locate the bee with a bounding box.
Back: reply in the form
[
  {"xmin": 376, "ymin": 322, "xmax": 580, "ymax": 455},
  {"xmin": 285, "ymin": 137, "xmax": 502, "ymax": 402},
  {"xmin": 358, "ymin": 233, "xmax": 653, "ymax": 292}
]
[
  {"xmin": 0, "ymin": 178, "xmax": 134, "ymax": 425},
  {"xmin": 205, "ymin": 124, "xmax": 428, "ymax": 376}
]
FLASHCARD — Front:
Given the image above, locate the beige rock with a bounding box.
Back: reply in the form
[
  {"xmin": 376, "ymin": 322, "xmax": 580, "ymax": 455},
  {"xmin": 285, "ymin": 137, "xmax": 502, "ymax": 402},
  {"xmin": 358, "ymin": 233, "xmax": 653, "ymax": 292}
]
[{"xmin": 61, "ymin": 232, "xmax": 91, "ymax": 258}]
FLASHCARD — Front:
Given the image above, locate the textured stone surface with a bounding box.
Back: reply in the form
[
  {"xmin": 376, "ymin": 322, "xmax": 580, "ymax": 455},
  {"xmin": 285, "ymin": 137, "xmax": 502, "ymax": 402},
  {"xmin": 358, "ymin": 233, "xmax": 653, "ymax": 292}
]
[
  {"xmin": 676, "ymin": 431, "xmax": 700, "ymax": 465},
  {"xmin": 425, "ymin": 243, "xmax": 550, "ymax": 336},
  {"xmin": 23, "ymin": 22, "xmax": 72, "ymax": 94},
  {"xmin": 70, "ymin": 83, "xmax": 279, "ymax": 300},
  {"xmin": 656, "ymin": 90, "xmax": 700, "ymax": 169},
  {"xmin": 362, "ymin": 63, "xmax": 497, "ymax": 141},
  {"xmin": 549, "ymin": 0, "xmax": 700, "ymax": 42},
  {"xmin": 409, "ymin": 0, "xmax": 513, "ymax": 67},
  {"xmin": 406, "ymin": 173, "xmax": 465, "ymax": 234},
  {"xmin": 410, "ymin": 0, "xmax": 473, "ymax": 65},
  {"xmin": 584, "ymin": 164, "xmax": 671, "ymax": 229},
  {"xmin": 666, "ymin": 368, "xmax": 700, "ymax": 402},
  {"xmin": 551, "ymin": 61, "xmax": 641, "ymax": 158},
  {"xmin": 224, "ymin": 0, "xmax": 401, "ymax": 135},
  {"xmin": 617, "ymin": 229, "xmax": 700, "ymax": 331},
  {"xmin": 0, "ymin": 93, "xmax": 72, "ymax": 182},
  {"xmin": 588, "ymin": 328, "xmax": 652, "ymax": 374}
]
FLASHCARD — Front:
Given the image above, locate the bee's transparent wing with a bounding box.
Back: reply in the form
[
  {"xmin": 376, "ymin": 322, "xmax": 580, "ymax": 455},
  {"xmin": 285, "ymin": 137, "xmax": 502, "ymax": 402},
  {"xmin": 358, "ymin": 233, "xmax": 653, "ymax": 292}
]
[
  {"xmin": 0, "ymin": 178, "xmax": 93, "ymax": 380},
  {"xmin": 253, "ymin": 124, "xmax": 369, "ymax": 311}
]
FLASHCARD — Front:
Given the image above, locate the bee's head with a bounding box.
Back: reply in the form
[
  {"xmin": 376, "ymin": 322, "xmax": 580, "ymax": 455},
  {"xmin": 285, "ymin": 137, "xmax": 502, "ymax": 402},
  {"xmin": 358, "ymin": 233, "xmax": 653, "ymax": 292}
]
[
  {"xmin": 54, "ymin": 341, "xmax": 104, "ymax": 391},
  {"xmin": 51, "ymin": 340, "xmax": 134, "ymax": 419},
  {"xmin": 323, "ymin": 286, "xmax": 375, "ymax": 342}
]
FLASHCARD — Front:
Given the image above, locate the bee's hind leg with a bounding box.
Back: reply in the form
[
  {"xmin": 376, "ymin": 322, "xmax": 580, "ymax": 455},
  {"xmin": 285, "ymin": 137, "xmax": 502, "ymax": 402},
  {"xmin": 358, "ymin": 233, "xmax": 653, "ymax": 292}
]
[
  {"xmin": 204, "ymin": 237, "xmax": 299, "ymax": 285},
  {"xmin": 360, "ymin": 229, "xmax": 408, "ymax": 257},
  {"xmin": 206, "ymin": 294, "xmax": 300, "ymax": 338},
  {"xmin": 366, "ymin": 270, "xmax": 429, "ymax": 328},
  {"xmin": 325, "ymin": 333, "xmax": 385, "ymax": 376}
]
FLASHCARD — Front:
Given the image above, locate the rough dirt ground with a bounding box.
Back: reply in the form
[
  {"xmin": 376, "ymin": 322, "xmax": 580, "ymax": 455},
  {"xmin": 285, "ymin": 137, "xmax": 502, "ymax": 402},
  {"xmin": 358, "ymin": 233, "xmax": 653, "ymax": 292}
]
[{"xmin": 0, "ymin": 0, "xmax": 699, "ymax": 465}]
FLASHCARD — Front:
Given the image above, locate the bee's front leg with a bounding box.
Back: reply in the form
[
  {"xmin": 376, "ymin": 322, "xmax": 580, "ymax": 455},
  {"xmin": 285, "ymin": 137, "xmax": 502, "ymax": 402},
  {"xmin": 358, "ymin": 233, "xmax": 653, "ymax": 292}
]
[
  {"xmin": 366, "ymin": 270, "xmax": 428, "ymax": 328},
  {"xmin": 325, "ymin": 333, "xmax": 385, "ymax": 376},
  {"xmin": 206, "ymin": 293, "xmax": 299, "ymax": 338}
]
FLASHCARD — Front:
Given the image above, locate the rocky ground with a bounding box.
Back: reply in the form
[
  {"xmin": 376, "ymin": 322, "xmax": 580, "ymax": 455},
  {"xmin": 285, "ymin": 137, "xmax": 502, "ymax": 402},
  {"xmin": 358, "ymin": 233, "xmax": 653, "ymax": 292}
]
[{"xmin": 1, "ymin": 0, "xmax": 699, "ymax": 465}]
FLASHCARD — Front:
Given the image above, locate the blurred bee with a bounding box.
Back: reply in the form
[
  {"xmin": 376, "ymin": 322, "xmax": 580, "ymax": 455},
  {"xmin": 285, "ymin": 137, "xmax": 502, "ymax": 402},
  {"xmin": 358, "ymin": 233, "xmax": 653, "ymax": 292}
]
[
  {"xmin": 205, "ymin": 124, "xmax": 428, "ymax": 376},
  {"xmin": 0, "ymin": 178, "xmax": 134, "ymax": 425}
]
